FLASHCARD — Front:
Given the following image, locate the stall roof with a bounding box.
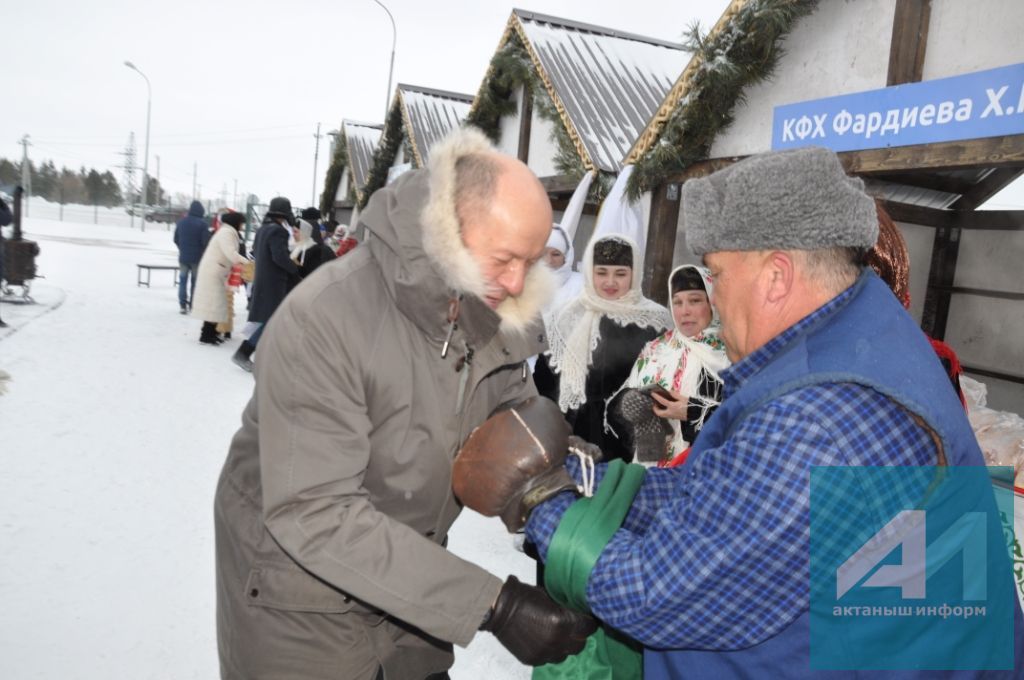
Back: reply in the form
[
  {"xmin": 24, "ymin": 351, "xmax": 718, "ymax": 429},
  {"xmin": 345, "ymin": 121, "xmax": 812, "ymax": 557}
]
[
  {"xmin": 624, "ymin": 0, "xmax": 747, "ymax": 167},
  {"xmin": 483, "ymin": 8, "xmax": 689, "ymax": 174},
  {"xmin": 625, "ymin": 0, "xmax": 1024, "ymax": 206},
  {"xmin": 398, "ymin": 84, "xmax": 473, "ymax": 167},
  {"xmin": 342, "ymin": 121, "xmax": 382, "ymax": 204}
]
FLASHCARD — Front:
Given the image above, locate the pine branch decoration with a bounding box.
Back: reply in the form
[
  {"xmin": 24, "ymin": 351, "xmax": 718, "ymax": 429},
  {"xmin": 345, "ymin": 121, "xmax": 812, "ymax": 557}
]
[
  {"xmin": 319, "ymin": 133, "xmax": 349, "ymax": 215},
  {"xmin": 627, "ymin": 0, "xmax": 819, "ymax": 198},
  {"xmin": 359, "ymin": 102, "xmax": 407, "ymax": 209}
]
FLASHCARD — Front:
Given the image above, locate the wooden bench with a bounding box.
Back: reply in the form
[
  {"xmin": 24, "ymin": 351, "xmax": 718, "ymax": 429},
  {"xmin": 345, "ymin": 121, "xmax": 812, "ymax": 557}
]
[{"xmin": 137, "ymin": 264, "xmax": 179, "ymax": 288}]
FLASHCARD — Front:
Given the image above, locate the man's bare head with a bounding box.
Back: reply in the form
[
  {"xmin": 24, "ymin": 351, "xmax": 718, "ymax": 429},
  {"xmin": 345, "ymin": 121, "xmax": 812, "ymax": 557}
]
[{"xmin": 455, "ymin": 152, "xmax": 552, "ymax": 309}]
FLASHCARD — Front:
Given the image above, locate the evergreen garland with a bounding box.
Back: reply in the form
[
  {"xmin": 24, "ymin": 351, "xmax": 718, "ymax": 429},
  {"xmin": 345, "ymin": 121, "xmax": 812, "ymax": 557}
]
[
  {"xmin": 319, "ymin": 134, "xmax": 349, "ymax": 215},
  {"xmin": 464, "ymin": 37, "xmax": 537, "ymax": 142},
  {"xmin": 465, "ymin": 30, "xmax": 610, "ymax": 202},
  {"xmin": 627, "ymin": 0, "xmax": 819, "ymax": 198},
  {"xmin": 403, "ymin": 136, "xmax": 418, "ymax": 168},
  {"xmin": 359, "ymin": 102, "xmax": 406, "ymax": 209}
]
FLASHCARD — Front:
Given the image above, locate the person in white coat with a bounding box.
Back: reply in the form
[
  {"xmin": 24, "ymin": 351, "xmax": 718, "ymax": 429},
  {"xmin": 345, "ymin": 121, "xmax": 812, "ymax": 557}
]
[{"xmin": 192, "ymin": 212, "xmax": 248, "ymax": 345}]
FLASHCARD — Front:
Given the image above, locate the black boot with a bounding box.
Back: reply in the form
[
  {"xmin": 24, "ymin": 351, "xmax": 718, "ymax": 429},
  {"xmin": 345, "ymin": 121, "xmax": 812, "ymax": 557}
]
[
  {"xmin": 232, "ymin": 340, "xmax": 256, "ymax": 372},
  {"xmin": 200, "ymin": 321, "xmax": 222, "ymax": 345}
]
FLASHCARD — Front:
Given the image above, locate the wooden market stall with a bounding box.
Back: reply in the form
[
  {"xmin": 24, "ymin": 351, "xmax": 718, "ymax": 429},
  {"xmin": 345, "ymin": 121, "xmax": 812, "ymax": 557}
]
[
  {"xmin": 358, "ymin": 83, "xmax": 473, "ymax": 209},
  {"xmin": 466, "ymin": 8, "xmax": 691, "ymax": 258},
  {"xmin": 320, "ymin": 120, "xmax": 383, "ymax": 227},
  {"xmin": 626, "ymin": 0, "xmax": 1024, "ymax": 412}
]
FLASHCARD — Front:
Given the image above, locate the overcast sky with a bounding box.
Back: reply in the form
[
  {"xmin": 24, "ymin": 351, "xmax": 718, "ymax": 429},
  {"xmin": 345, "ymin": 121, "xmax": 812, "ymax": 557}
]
[{"xmin": 2, "ymin": 0, "xmax": 730, "ymax": 209}]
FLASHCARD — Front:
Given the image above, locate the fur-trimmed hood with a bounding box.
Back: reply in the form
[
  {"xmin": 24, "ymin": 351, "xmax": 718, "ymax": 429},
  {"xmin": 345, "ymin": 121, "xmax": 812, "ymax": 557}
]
[
  {"xmin": 420, "ymin": 127, "xmax": 553, "ymax": 334},
  {"xmin": 359, "ymin": 127, "xmax": 552, "ymax": 351}
]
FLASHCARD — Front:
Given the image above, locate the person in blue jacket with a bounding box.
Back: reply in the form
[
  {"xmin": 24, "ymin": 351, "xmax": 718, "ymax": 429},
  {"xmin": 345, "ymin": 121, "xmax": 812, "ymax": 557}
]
[
  {"xmin": 461, "ymin": 147, "xmax": 1024, "ymax": 678},
  {"xmin": 173, "ymin": 200, "xmax": 209, "ymax": 314}
]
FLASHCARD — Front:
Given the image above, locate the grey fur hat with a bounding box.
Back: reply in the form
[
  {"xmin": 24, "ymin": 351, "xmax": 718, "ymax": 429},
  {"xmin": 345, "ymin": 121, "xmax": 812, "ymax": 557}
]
[{"xmin": 682, "ymin": 146, "xmax": 878, "ymax": 256}]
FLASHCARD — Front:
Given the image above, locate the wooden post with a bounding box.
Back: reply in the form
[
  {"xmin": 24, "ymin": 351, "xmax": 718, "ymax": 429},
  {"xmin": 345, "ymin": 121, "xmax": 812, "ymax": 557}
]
[
  {"xmin": 517, "ymin": 87, "xmax": 533, "ymax": 164},
  {"xmin": 643, "ymin": 182, "xmax": 681, "ymax": 304},
  {"xmin": 922, "ymin": 167, "xmax": 1024, "ymax": 339},
  {"xmin": 887, "ymin": 0, "xmax": 931, "ymax": 86}
]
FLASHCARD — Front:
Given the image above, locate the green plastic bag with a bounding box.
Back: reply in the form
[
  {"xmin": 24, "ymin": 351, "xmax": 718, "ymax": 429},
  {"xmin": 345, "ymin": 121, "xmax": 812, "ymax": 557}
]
[
  {"xmin": 533, "ymin": 460, "xmax": 646, "ymax": 680},
  {"xmin": 533, "ymin": 628, "xmax": 642, "ymax": 680}
]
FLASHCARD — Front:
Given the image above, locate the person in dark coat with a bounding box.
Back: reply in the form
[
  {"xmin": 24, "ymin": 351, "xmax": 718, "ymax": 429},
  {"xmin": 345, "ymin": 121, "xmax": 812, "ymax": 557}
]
[
  {"xmin": 232, "ymin": 196, "xmax": 299, "ymax": 372},
  {"xmin": 289, "ymin": 217, "xmax": 335, "ymax": 278},
  {"xmin": 533, "ymin": 235, "xmax": 671, "ymax": 462},
  {"xmin": 173, "ymin": 200, "xmax": 209, "ymax": 314},
  {"xmin": 0, "ymin": 196, "xmax": 10, "ymax": 328}
]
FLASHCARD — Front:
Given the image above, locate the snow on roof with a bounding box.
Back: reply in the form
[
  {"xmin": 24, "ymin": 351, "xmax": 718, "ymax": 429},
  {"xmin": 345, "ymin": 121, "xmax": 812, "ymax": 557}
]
[
  {"xmin": 343, "ymin": 120, "xmax": 382, "ymax": 201},
  {"xmin": 513, "ymin": 9, "xmax": 689, "ymax": 173},
  {"xmin": 398, "ymin": 84, "xmax": 474, "ymax": 166},
  {"xmin": 624, "ymin": 0, "xmax": 748, "ymax": 165}
]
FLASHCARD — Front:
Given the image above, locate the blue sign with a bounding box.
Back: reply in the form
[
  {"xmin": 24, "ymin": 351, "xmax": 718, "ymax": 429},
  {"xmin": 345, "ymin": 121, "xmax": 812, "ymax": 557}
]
[
  {"xmin": 772, "ymin": 62, "xmax": 1024, "ymax": 152},
  {"xmin": 809, "ymin": 466, "xmax": 1017, "ymax": 671}
]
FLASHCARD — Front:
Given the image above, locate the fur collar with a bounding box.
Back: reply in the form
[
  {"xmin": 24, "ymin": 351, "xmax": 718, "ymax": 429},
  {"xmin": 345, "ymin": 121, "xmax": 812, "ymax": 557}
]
[{"xmin": 420, "ymin": 127, "xmax": 553, "ymax": 334}]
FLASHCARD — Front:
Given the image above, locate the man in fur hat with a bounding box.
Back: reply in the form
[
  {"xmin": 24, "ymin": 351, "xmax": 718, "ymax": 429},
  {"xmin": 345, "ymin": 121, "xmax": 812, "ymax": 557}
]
[
  {"xmin": 214, "ymin": 128, "xmax": 594, "ymax": 679},
  {"xmin": 456, "ymin": 146, "xmax": 1023, "ymax": 677}
]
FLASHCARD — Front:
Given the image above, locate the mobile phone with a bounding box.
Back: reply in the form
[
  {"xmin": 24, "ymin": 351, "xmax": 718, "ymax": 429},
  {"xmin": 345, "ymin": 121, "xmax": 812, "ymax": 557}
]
[{"xmin": 644, "ymin": 384, "xmax": 673, "ymax": 400}]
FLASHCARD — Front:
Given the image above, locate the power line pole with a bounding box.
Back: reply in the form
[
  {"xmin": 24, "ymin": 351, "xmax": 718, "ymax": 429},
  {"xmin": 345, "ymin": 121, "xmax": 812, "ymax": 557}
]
[
  {"xmin": 117, "ymin": 132, "xmax": 138, "ymax": 229},
  {"xmin": 19, "ymin": 134, "xmax": 31, "ymax": 217},
  {"xmin": 233, "ymin": 179, "xmax": 238, "ymax": 210},
  {"xmin": 311, "ymin": 122, "xmax": 322, "ymax": 207},
  {"xmin": 192, "ymin": 162, "xmax": 197, "ymax": 200}
]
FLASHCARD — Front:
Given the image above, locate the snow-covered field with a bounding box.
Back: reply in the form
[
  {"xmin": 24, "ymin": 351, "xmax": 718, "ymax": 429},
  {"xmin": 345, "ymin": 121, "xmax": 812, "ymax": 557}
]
[{"xmin": 0, "ymin": 215, "xmax": 534, "ymax": 679}]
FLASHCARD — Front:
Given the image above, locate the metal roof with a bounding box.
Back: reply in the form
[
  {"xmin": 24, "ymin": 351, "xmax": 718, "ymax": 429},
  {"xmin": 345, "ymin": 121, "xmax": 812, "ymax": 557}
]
[
  {"xmin": 511, "ymin": 9, "xmax": 689, "ymax": 173},
  {"xmin": 343, "ymin": 121, "xmax": 382, "ymax": 202},
  {"xmin": 624, "ymin": 0, "xmax": 746, "ymax": 165},
  {"xmin": 398, "ymin": 84, "xmax": 473, "ymax": 166}
]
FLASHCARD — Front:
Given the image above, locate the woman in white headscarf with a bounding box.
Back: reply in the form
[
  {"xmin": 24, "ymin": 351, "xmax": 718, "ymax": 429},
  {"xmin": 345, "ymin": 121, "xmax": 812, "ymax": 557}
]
[
  {"xmin": 534, "ymin": 234, "xmax": 672, "ymax": 463},
  {"xmin": 608, "ymin": 264, "xmax": 730, "ymax": 467},
  {"xmin": 541, "ymin": 223, "xmax": 582, "ymax": 323},
  {"xmin": 290, "ymin": 218, "xmax": 336, "ymax": 278}
]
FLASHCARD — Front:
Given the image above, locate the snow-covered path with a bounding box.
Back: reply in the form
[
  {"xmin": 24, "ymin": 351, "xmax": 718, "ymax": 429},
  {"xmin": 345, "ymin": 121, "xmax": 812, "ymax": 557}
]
[{"xmin": 0, "ymin": 217, "xmax": 533, "ymax": 679}]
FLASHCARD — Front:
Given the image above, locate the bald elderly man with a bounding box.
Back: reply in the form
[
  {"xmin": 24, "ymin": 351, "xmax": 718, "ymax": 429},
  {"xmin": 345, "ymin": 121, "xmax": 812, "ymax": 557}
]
[
  {"xmin": 459, "ymin": 147, "xmax": 1023, "ymax": 678},
  {"xmin": 214, "ymin": 128, "xmax": 594, "ymax": 679}
]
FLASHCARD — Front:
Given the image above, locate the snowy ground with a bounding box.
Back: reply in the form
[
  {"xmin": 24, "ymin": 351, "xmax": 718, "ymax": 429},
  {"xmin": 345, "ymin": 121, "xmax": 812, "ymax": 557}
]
[{"xmin": 0, "ymin": 215, "xmax": 534, "ymax": 679}]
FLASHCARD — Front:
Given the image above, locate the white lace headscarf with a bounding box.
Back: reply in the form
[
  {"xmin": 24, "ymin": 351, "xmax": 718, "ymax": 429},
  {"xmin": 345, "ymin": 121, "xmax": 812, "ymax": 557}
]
[
  {"xmin": 545, "ymin": 234, "xmax": 671, "ymax": 412},
  {"xmin": 545, "ymin": 223, "xmax": 575, "ymax": 289},
  {"xmin": 290, "ymin": 219, "xmax": 316, "ymax": 265}
]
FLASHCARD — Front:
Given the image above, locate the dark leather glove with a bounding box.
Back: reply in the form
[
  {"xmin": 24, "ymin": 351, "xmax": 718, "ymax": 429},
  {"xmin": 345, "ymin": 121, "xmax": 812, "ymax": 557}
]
[
  {"xmin": 481, "ymin": 576, "xmax": 597, "ymax": 666},
  {"xmin": 454, "ymin": 397, "xmax": 579, "ymax": 531}
]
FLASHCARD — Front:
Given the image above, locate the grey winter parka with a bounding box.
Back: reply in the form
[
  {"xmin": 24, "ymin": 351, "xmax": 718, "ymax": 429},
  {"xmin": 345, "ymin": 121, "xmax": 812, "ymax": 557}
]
[{"xmin": 214, "ymin": 129, "xmax": 553, "ymax": 679}]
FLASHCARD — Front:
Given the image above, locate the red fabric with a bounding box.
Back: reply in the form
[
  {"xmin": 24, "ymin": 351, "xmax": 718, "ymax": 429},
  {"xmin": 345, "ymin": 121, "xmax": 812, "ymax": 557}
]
[
  {"xmin": 227, "ymin": 264, "xmax": 243, "ymax": 288},
  {"xmin": 335, "ymin": 238, "xmax": 357, "ymax": 257},
  {"xmin": 657, "ymin": 447, "xmax": 692, "ymax": 469},
  {"xmin": 928, "ymin": 337, "xmax": 966, "ymax": 409}
]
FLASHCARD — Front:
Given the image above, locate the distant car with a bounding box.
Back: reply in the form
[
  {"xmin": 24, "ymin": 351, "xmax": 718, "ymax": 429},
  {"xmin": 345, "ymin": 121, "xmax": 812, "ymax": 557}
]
[{"xmin": 145, "ymin": 206, "xmax": 187, "ymax": 223}]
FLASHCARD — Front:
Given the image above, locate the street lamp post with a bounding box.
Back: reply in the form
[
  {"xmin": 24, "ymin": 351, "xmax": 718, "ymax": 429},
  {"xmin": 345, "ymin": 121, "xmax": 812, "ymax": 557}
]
[
  {"xmin": 371, "ymin": 0, "xmax": 397, "ymax": 121},
  {"xmin": 125, "ymin": 60, "xmax": 151, "ymax": 232}
]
